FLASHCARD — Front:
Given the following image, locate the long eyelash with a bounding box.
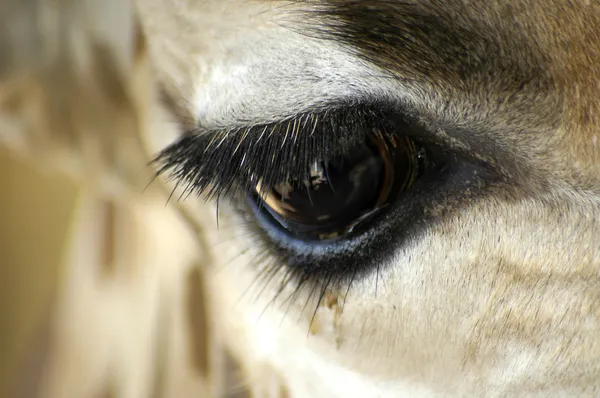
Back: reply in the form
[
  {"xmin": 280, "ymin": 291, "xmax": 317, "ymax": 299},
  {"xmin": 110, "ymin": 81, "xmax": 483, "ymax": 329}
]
[{"xmin": 153, "ymin": 104, "xmax": 397, "ymax": 202}]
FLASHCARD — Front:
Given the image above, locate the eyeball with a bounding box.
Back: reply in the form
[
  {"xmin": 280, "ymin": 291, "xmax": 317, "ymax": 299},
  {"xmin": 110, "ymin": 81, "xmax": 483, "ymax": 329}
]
[{"xmin": 254, "ymin": 133, "xmax": 422, "ymax": 240}]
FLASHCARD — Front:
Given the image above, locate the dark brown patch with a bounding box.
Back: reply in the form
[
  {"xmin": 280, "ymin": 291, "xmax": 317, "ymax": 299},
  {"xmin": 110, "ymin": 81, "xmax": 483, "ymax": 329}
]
[
  {"xmin": 324, "ymin": 291, "xmax": 344, "ymax": 349},
  {"xmin": 100, "ymin": 201, "xmax": 117, "ymax": 277},
  {"xmin": 149, "ymin": 293, "xmax": 170, "ymax": 398},
  {"xmin": 325, "ymin": 291, "xmax": 338, "ymax": 310},
  {"xmin": 186, "ymin": 266, "xmax": 210, "ymax": 378},
  {"xmin": 303, "ymin": 1, "xmax": 553, "ymax": 97},
  {"xmin": 133, "ymin": 19, "xmax": 147, "ymax": 64}
]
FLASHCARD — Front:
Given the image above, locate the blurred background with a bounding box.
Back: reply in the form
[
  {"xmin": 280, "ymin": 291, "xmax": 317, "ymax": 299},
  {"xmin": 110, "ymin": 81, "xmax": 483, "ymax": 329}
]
[
  {"xmin": 0, "ymin": 148, "xmax": 78, "ymax": 398},
  {"xmin": 0, "ymin": 1, "xmax": 236, "ymax": 396},
  {"xmin": 0, "ymin": 142, "xmax": 230, "ymax": 398}
]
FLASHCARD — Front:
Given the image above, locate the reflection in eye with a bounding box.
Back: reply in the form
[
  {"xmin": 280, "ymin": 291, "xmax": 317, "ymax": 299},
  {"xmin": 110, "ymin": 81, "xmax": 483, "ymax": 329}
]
[{"xmin": 254, "ymin": 134, "xmax": 423, "ymax": 240}]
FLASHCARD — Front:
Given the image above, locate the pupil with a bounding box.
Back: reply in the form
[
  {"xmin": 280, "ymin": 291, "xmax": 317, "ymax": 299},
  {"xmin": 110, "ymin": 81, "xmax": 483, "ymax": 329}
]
[{"xmin": 260, "ymin": 139, "xmax": 390, "ymax": 239}]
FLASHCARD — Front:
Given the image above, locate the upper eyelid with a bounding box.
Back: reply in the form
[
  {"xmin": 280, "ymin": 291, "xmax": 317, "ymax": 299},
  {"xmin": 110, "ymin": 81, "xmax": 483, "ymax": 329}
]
[
  {"xmin": 154, "ymin": 102, "xmax": 427, "ymax": 200},
  {"xmin": 189, "ymin": 100, "xmax": 491, "ymax": 162},
  {"xmin": 193, "ymin": 101, "xmax": 357, "ymax": 138},
  {"xmin": 190, "ymin": 99, "xmax": 443, "ymax": 147},
  {"xmin": 185, "ymin": 86, "xmax": 541, "ymax": 185},
  {"xmin": 193, "ymin": 111, "xmax": 322, "ymax": 144},
  {"xmin": 163, "ymin": 95, "xmax": 515, "ymax": 184}
]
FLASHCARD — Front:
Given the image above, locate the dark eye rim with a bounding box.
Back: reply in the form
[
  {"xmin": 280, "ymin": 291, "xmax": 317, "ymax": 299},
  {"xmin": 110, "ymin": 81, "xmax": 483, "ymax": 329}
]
[{"xmin": 240, "ymin": 147, "xmax": 497, "ymax": 287}]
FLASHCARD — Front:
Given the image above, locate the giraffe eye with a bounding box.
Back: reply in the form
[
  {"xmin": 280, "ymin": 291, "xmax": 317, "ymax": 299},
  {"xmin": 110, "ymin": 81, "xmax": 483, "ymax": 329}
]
[
  {"xmin": 155, "ymin": 104, "xmax": 486, "ymax": 283},
  {"xmin": 253, "ymin": 134, "xmax": 429, "ymax": 240}
]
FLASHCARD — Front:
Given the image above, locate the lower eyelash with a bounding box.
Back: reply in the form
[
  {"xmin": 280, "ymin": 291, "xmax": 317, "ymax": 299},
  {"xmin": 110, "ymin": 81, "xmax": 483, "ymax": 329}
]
[
  {"xmin": 230, "ymin": 196, "xmax": 386, "ymax": 331},
  {"xmin": 215, "ymin": 198, "xmax": 340, "ymax": 327}
]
